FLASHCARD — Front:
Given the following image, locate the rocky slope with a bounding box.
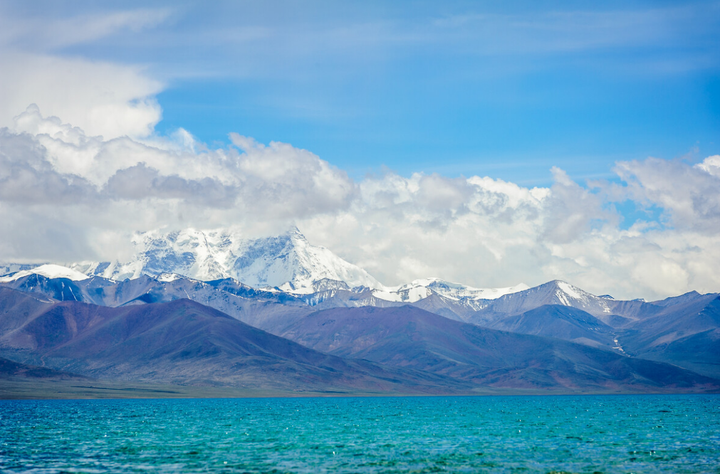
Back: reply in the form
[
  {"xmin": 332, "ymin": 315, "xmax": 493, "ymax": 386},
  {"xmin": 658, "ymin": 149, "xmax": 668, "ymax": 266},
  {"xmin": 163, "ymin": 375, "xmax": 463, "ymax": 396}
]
[
  {"xmin": 278, "ymin": 305, "xmax": 719, "ymax": 392},
  {"xmin": 66, "ymin": 228, "xmax": 382, "ymax": 292},
  {"xmin": 0, "ymin": 287, "xmax": 465, "ymax": 393}
]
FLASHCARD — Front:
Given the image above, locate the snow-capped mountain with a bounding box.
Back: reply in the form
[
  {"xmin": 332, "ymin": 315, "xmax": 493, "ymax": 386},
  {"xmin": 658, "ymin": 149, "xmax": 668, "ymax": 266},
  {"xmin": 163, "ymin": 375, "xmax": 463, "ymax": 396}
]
[
  {"xmin": 282, "ymin": 278, "xmax": 531, "ymax": 324},
  {"xmin": 372, "ymin": 278, "xmax": 529, "ymax": 304},
  {"xmin": 67, "ymin": 227, "xmax": 382, "ymax": 293},
  {"xmin": 0, "ymin": 264, "xmax": 90, "ymax": 283},
  {"xmin": 0, "ymin": 228, "xmax": 530, "ymax": 301},
  {"xmin": 0, "ymin": 229, "xmax": 630, "ymax": 318},
  {"xmin": 464, "ymin": 279, "xmax": 650, "ymax": 326}
]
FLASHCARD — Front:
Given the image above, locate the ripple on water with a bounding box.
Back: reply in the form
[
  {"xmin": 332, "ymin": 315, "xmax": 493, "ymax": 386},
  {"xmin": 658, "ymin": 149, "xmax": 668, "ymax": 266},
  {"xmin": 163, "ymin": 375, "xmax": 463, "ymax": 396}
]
[{"xmin": 1, "ymin": 395, "xmax": 719, "ymax": 473}]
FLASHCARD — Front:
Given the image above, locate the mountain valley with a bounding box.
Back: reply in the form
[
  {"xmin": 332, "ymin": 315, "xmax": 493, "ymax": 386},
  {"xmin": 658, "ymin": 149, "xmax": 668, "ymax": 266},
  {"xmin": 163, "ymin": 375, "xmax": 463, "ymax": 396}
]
[{"xmin": 1, "ymin": 228, "xmax": 718, "ymax": 395}]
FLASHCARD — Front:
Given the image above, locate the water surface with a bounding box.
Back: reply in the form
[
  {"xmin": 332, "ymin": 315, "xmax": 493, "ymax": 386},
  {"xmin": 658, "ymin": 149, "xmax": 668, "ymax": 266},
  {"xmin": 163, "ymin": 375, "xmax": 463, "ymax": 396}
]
[{"xmin": 2, "ymin": 395, "xmax": 719, "ymax": 473}]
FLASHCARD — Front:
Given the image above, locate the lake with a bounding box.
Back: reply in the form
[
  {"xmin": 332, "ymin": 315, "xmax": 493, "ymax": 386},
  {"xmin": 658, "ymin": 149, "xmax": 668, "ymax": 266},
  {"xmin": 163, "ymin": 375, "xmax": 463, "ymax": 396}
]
[{"xmin": 2, "ymin": 395, "xmax": 719, "ymax": 472}]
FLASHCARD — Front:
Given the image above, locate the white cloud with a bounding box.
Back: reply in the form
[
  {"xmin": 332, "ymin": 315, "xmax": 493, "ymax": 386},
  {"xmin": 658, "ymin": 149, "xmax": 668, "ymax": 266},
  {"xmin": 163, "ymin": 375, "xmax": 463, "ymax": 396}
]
[
  {"xmin": 0, "ymin": 106, "xmax": 355, "ymax": 261},
  {"xmin": 1, "ymin": 4, "xmax": 717, "ymax": 301},
  {"xmin": 298, "ymin": 156, "xmax": 720, "ymax": 301},
  {"xmin": 0, "ymin": 7, "xmax": 169, "ymax": 139},
  {"xmin": 0, "ymin": 9, "xmax": 171, "ymax": 52},
  {"xmin": 696, "ymin": 154, "xmax": 720, "ymax": 177},
  {"xmin": 613, "ymin": 156, "xmax": 720, "ymax": 233},
  {"xmin": 0, "ymin": 52, "xmax": 163, "ymax": 139},
  {"xmin": 1, "ymin": 107, "xmax": 719, "ymax": 300}
]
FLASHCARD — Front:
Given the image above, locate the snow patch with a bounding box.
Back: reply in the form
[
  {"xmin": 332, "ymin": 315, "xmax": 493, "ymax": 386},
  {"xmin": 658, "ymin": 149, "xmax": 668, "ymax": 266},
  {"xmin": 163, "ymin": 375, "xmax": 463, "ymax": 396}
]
[
  {"xmin": 555, "ymin": 290, "xmax": 571, "ymax": 306},
  {"xmin": 373, "ymin": 278, "xmax": 529, "ymax": 303},
  {"xmin": 63, "ymin": 227, "xmax": 382, "ymax": 292},
  {"xmin": 557, "ymin": 281, "xmax": 583, "ymax": 300},
  {"xmin": 157, "ymin": 273, "xmax": 183, "ymax": 282},
  {"xmin": 0, "ymin": 264, "xmax": 89, "ymax": 282}
]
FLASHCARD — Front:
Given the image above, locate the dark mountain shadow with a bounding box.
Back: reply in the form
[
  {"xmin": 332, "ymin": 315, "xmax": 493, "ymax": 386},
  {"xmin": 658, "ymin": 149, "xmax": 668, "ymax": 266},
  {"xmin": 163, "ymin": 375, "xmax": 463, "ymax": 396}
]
[
  {"xmin": 280, "ymin": 305, "xmax": 718, "ymax": 393},
  {"xmin": 0, "ymin": 287, "xmax": 468, "ymax": 394}
]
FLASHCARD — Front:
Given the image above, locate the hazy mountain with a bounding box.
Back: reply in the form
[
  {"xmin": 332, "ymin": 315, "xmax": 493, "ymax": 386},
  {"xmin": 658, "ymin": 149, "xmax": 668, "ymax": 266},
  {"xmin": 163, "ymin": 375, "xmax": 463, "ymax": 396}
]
[
  {"xmin": 371, "ymin": 278, "xmax": 528, "ymax": 304},
  {"xmin": 2, "ymin": 228, "xmax": 716, "ymax": 330},
  {"xmin": 1, "ymin": 229, "xmax": 533, "ymax": 306},
  {"xmin": 278, "ymin": 305, "xmax": 718, "ymax": 392},
  {"xmin": 292, "ymin": 278, "xmax": 529, "ymax": 321},
  {"xmin": 487, "ymin": 304, "xmax": 617, "ymax": 349},
  {"xmin": 464, "ymin": 280, "xmax": 624, "ymax": 325},
  {"xmin": 2, "ymin": 253, "xmax": 719, "ymax": 383},
  {"xmin": 125, "ymin": 276, "xmax": 315, "ymax": 331},
  {"xmin": 461, "ymin": 285, "xmax": 720, "ymax": 377},
  {"xmin": 0, "ymin": 272, "xmax": 316, "ymax": 329},
  {"xmin": 0, "ymin": 287, "xmax": 466, "ymax": 393},
  {"xmin": 0, "ymin": 264, "xmax": 89, "ymax": 282},
  {"xmin": 0, "ymin": 280, "xmax": 718, "ymax": 393},
  {"xmin": 618, "ymin": 294, "xmax": 720, "ymax": 378},
  {"xmin": 464, "ymin": 286, "xmax": 720, "ymax": 378},
  {"xmin": 66, "ymin": 228, "xmax": 382, "ymax": 293},
  {"xmin": 283, "ymin": 278, "xmax": 701, "ymax": 330},
  {"xmin": 291, "ymin": 279, "xmax": 659, "ymax": 327}
]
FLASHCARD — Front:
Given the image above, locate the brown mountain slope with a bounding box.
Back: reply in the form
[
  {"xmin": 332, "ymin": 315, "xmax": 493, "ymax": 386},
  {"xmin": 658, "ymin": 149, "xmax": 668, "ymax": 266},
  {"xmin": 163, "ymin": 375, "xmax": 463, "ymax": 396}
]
[
  {"xmin": 0, "ymin": 288, "xmax": 467, "ymax": 393},
  {"xmin": 619, "ymin": 295, "xmax": 720, "ymax": 378},
  {"xmin": 279, "ymin": 305, "xmax": 719, "ymax": 393},
  {"xmin": 0, "ymin": 356, "xmax": 87, "ymax": 380}
]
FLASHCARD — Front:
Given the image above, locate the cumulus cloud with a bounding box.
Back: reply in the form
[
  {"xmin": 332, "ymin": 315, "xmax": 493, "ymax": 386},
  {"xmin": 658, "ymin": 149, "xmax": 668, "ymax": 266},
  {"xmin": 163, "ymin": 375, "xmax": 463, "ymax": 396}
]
[
  {"xmin": 2, "ymin": 4, "xmax": 718, "ymax": 302},
  {"xmin": 298, "ymin": 156, "xmax": 720, "ymax": 301},
  {"xmin": 613, "ymin": 156, "xmax": 720, "ymax": 233},
  {"xmin": 1, "ymin": 106, "xmax": 719, "ymax": 301},
  {"xmin": 0, "ymin": 51, "xmax": 163, "ymax": 140},
  {"xmin": 0, "ymin": 7, "xmax": 168, "ymax": 139},
  {"xmin": 0, "ymin": 106, "xmax": 356, "ymax": 260},
  {"xmin": 0, "ymin": 9, "xmax": 171, "ymax": 52},
  {"xmin": 541, "ymin": 167, "xmax": 614, "ymax": 244}
]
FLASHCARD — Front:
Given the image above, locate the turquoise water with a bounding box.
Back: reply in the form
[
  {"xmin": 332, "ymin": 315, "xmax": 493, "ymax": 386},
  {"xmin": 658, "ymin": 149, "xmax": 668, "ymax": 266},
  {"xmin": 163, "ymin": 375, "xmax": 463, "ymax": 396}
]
[{"xmin": 1, "ymin": 395, "xmax": 719, "ymax": 473}]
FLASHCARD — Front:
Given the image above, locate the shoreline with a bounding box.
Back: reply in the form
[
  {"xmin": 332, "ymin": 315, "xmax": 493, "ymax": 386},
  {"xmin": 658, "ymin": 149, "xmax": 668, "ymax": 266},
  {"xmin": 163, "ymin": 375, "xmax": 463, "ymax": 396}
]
[{"xmin": 3, "ymin": 378, "xmax": 718, "ymax": 400}]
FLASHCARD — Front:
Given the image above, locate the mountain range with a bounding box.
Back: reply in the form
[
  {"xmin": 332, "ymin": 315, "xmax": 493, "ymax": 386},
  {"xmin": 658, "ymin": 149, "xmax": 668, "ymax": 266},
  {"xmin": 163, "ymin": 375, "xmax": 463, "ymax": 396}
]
[
  {"xmin": 65, "ymin": 228, "xmax": 382, "ymax": 294},
  {"xmin": 1, "ymin": 228, "xmax": 718, "ymax": 395}
]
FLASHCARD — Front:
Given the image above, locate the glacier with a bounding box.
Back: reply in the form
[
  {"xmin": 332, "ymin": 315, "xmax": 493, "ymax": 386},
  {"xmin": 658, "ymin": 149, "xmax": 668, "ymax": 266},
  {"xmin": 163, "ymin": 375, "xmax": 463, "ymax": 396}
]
[
  {"xmin": 0, "ymin": 227, "xmax": 528, "ymax": 303},
  {"xmin": 0, "ymin": 264, "xmax": 89, "ymax": 282},
  {"xmin": 68, "ymin": 227, "xmax": 382, "ymax": 293}
]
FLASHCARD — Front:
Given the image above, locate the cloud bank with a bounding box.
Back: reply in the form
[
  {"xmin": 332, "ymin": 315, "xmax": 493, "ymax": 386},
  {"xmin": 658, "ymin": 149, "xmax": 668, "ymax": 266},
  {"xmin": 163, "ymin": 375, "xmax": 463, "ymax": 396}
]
[
  {"xmin": 1, "ymin": 106, "xmax": 718, "ymax": 301},
  {"xmin": 1, "ymin": 4, "xmax": 718, "ymax": 301},
  {"xmin": 0, "ymin": 7, "xmax": 167, "ymax": 139}
]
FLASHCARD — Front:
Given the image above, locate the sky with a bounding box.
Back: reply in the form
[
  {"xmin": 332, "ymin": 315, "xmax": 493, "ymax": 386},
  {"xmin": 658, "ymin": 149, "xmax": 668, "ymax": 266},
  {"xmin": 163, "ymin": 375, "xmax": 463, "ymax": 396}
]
[{"xmin": 0, "ymin": 0, "xmax": 719, "ymax": 300}]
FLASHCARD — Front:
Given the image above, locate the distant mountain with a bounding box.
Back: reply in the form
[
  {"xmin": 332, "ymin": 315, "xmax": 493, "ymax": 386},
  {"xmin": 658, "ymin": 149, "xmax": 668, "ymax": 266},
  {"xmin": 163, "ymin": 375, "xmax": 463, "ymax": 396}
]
[
  {"xmin": 453, "ymin": 283, "xmax": 720, "ymax": 378},
  {"xmin": 487, "ymin": 304, "xmax": 617, "ymax": 349},
  {"xmin": 464, "ymin": 280, "xmax": 653, "ymax": 326},
  {"xmin": 2, "ymin": 245, "xmax": 719, "ymax": 383},
  {"xmin": 0, "ymin": 287, "xmax": 465, "ymax": 393},
  {"xmin": 291, "ymin": 279, "xmax": 672, "ymax": 327},
  {"xmin": 0, "ymin": 229, "xmax": 535, "ymax": 305},
  {"xmin": 618, "ymin": 293, "xmax": 720, "ymax": 378},
  {"xmin": 0, "ymin": 264, "xmax": 89, "ymax": 282},
  {"xmin": 282, "ymin": 278, "xmax": 677, "ymax": 328},
  {"xmin": 1, "ymin": 284, "xmax": 715, "ymax": 394},
  {"xmin": 9, "ymin": 228, "xmax": 381, "ymax": 292},
  {"xmin": 288, "ymin": 278, "xmax": 530, "ymax": 322},
  {"xmin": 371, "ymin": 278, "xmax": 528, "ymax": 304},
  {"xmin": 278, "ymin": 305, "xmax": 718, "ymax": 393},
  {"xmin": 0, "ymin": 272, "xmax": 315, "ymax": 332}
]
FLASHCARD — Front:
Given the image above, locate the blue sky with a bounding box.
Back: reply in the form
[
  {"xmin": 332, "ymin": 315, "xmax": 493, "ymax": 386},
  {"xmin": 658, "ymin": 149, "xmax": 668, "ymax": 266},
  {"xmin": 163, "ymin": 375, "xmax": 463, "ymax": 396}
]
[
  {"xmin": 1, "ymin": 0, "xmax": 720, "ymax": 298},
  {"xmin": 160, "ymin": 1, "xmax": 719, "ymax": 183},
  {"xmin": 8, "ymin": 0, "xmax": 717, "ymax": 184}
]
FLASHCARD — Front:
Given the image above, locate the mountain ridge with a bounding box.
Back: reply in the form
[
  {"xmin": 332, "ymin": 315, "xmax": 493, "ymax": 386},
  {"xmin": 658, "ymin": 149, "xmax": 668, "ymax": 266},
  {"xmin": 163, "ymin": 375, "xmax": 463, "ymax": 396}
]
[
  {"xmin": 1, "ymin": 285, "xmax": 716, "ymax": 394},
  {"xmin": 0, "ymin": 228, "xmax": 531, "ymax": 303},
  {"xmin": 278, "ymin": 305, "xmax": 719, "ymax": 392},
  {"xmin": 1, "ymin": 228, "xmax": 718, "ymax": 384},
  {"xmin": 0, "ymin": 287, "xmax": 469, "ymax": 393}
]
